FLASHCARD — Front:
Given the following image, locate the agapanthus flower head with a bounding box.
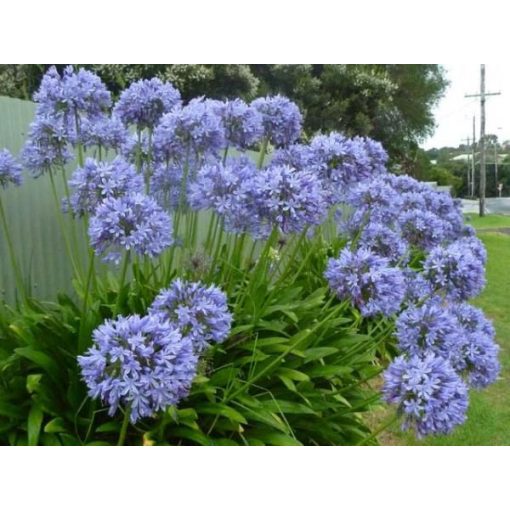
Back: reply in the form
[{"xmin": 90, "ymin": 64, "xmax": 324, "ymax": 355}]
[
  {"xmin": 397, "ymin": 208, "xmax": 448, "ymax": 251},
  {"xmin": 79, "ymin": 115, "xmax": 130, "ymax": 151},
  {"xmin": 215, "ymin": 99, "xmax": 264, "ymax": 149},
  {"xmin": 61, "ymin": 66, "xmax": 111, "ymax": 117},
  {"xmin": 153, "ymin": 98, "xmax": 226, "ymax": 162},
  {"xmin": 395, "ymin": 297, "xmax": 463, "ymax": 360},
  {"xmin": 0, "ymin": 149, "xmax": 22, "ymax": 188},
  {"xmin": 383, "ymin": 353, "xmax": 468, "ymax": 437},
  {"xmin": 402, "ymin": 268, "xmax": 432, "ymax": 304},
  {"xmin": 34, "ymin": 66, "xmax": 111, "ymax": 119},
  {"xmin": 89, "ymin": 192, "xmax": 173, "ymax": 263},
  {"xmin": 423, "ymin": 240, "xmax": 486, "ymax": 301},
  {"xmin": 382, "ymin": 173, "xmax": 424, "ymax": 194},
  {"xmin": 113, "ymin": 78, "xmax": 181, "ymax": 130},
  {"xmin": 188, "ymin": 157, "xmax": 264, "ymax": 236},
  {"xmin": 271, "ymin": 144, "xmax": 314, "ymax": 172},
  {"xmin": 324, "ymin": 247, "xmax": 406, "ymax": 317},
  {"xmin": 149, "ymin": 279, "xmax": 232, "ymax": 353},
  {"xmin": 254, "ymin": 164, "xmax": 327, "ymax": 235},
  {"xmin": 21, "ymin": 114, "xmax": 73, "ymax": 177},
  {"xmin": 358, "ymin": 222, "xmax": 409, "ymax": 263},
  {"xmin": 150, "ymin": 162, "xmax": 185, "ymax": 210},
  {"xmin": 251, "ymin": 95, "xmax": 302, "ymax": 147},
  {"xmin": 343, "ymin": 177, "xmax": 401, "ymax": 230},
  {"xmin": 67, "ymin": 157, "xmax": 143, "ymax": 216},
  {"xmin": 309, "ymin": 133, "xmax": 388, "ymax": 198},
  {"xmin": 450, "ymin": 303, "xmax": 500, "ymax": 388},
  {"xmin": 78, "ymin": 314, "xmax": 197, "ymax": 423}
]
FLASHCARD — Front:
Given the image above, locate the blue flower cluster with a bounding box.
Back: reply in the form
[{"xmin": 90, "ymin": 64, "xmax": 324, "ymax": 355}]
[
  {"xmin": 216, "ymin": 99, "xmax": 264, "ymax": 149},
  {"xmin": 324, "ymin": 247, "xmax": 405, "ymax": 317},
  {"xmin": 251, "ymin": 95, "xmax": 302, "ymax": 147},
  {"xmin": 67, "ymin": 157, "xmax": 144, "ymax": 216},
  {"xmin": 0, "ymin": 149, "xmax": 22, "ymax": 189},
  {"xmin": 149, "ymin": 279, "xmax": 232, "ymax": 353},
  {"xmin": 113, "ymin": 78, "xmax": 181, "ymax": 130},
  {"xmin": 89, "ymin": 193, "xmax": 173, "ymax": 263},
  {"xmin": 78, "ymin": 314, "xmax": 197, "ymax": 423},
  {"xmin": 383, "ymin": 353, "xmax": 468, "ymax": 437},
  {"xmin": 79, "ymin": 279, "xmax": 232, "ymax": 423}
]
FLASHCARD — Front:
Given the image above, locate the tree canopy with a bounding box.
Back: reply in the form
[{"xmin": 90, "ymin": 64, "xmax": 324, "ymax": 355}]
[{"xmin": 0, "ymin": 64, "xmax": 447, "ymax": 163}]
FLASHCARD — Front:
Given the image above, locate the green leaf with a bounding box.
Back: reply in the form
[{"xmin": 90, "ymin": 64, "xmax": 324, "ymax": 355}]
[
  {"xmin": 44, "ymin": 417, "xmax": 68, "ymax": 434},
  {"xmin": 248, "ymin": 431, "xmax": 303, "ymax": 446},
  {"xmin": 96, "ymin": 422, "xmax": 121, "ymax": 433},
  {"xmin": 14, "ymin": 347, "xmax": 61, "ymax": 384},
  {"xmin": 195, "ymin": 403, "xmax": 247, "ymax": 424},
  {"xmin": 304, "ymin": 347, "xmax": 339, "ymax": 362},
  {"xmin": 261, "ymin": 399, "xmax": 316, "ymax": 415},
  {"xmin": 276, "ymin": 368, "xmax": 310, "ymax": 382},
  {"xmin": 28, "ymin": 403, "xmax": 44, "ymax": 446},
  {"xmin": 26, "ymin": 374, "xmax": 43, "ymax": 394},
  {"xmin": 0, "ymin": 400, "xmax": 25, "ymax": 419},
  {"xmin": 307, "ymin": 365, "xmax": 353, "ymax": 378}
]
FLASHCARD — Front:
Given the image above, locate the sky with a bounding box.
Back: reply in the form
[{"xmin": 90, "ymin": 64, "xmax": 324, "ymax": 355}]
[{"xmin": 422, "ymin": 64, "xmax": 508, "ymax": 149}]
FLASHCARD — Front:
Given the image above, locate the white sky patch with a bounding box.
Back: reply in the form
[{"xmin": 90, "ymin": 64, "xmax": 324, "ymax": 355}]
[{"xmin": 422, "ymin": 64, "xmax": 508, "ymax": 149}]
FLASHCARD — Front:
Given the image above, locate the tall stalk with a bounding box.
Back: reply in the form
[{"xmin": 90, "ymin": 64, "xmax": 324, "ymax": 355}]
[{"xmin": 0, "ymin": 195, "xmax": 27, "ymax": 303}]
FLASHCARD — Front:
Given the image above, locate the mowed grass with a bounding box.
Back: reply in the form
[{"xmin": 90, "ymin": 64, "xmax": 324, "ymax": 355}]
[
  {"xmin": 376, "ymin": 229, "xmax": 510, "ymax": 446},
  {"xmin": 465, "ymin": 214, "xmax": 510, "ymax": 230}
]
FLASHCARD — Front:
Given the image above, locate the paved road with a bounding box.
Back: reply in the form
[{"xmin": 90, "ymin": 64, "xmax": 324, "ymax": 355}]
[{"xmin": 461, "ymin": 197, "xmax": 510, "ymax": 215}]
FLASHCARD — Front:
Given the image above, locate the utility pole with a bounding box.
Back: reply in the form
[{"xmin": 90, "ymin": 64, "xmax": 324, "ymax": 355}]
[
  {"xmin": 462, "ymin": 136, "xmax": 471, "ymax": 195},
  {"xmin": 471, "ymin": 116, "xmax": 476, "ymax": 197},
  {"xmin": 465, "ymin": 65, "xmax": 501, "ymax": 216}
]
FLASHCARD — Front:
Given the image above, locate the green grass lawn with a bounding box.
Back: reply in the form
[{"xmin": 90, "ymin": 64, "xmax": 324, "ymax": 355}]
[
  {"xmin": 464, "ymin": 214, "xmax": 510, "ymax": 230},
  {"xmin": 376, "ymin": 229, "xmax": 510, "ymax": 446}
]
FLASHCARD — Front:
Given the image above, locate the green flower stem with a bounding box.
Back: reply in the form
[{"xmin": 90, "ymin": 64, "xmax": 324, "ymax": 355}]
[
  {"xmin": 145, "ymin": 128, "xmax": 153, "ymax": 194},
  {"xmin": 60, "ymin": 165, "xmax": 83, "ymax": 270},
  {"xmin": 0, "ymin": 194, "xmax": 27, "ymax": 303},
  {"xmin": 49, "ymin": 169, "xmax": 82, "ymax": 285},
  {"xmin": 117, "ymin": 406, "xmax": 131, "ymax": 446},
  {"xmin": 257, "ymin": 137, "xmax": 268, "ymax": 169},
  {"xmin": 204, "ymin": 211, "xmax": 218, "ymax": 252},
  {"xmin": 115, "ymin": 251, "xmax": 131, "ymax": 315},
  {"xmin": 222, "ymin": 145, "xmax": 229, "ymax": 165},
  {"xmin": 78, "ymin": 250, "xmax": 95, "ymax": 354}
]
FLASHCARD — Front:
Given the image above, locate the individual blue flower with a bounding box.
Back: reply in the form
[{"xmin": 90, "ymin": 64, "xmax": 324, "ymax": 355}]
[
  {"xmin": 149, "ymin": 279, "xmax": 232, "ymax": 353},
  {"xmin": 78, "ymin": 314, "xmax": 197, "ymax": 423},
  {"xmin": 450, "ymin": 303, "xmax": 500, "ymax": 388},
  {"xmin": 67, "ymin": 157, "xmax": 144, "ymax": 216},
  {"xmin": 153, "ymin": 98, "xmax": 226, "ymax": 163},
  {"xmin": 215, "ymin": 99, "xmax": 264, "ymax": 149},
  {"xmin": 423, "ymin": 240, "xmax": 486, "ymax": 301},
  {"xmin": 0, "ymin": 149, "xmax": 22, "ymax": 188},
  {"xmin": 324, "ymin": 247, "xmax": 405, "ymax": 317},
  {"xmin": 395, "ymin": 297, "xmax": 463, "ymax": 360},
  {"xmin": 21, "ymin": 114, "xmax": 73, "ymax": 176},
  {"xmin": 113, "ymin": 78, "xmax": 181, "ymax": 130},
  {"xmin": 89, "ymin": 192, "xmax": 173, "ymax": 263},
  {"xmin": 80, "ymin": 115, "xmax": 130, "ymax": 151},
  {"xmin": 251, "ymin": 95, "xmax": 302, "ymax": 147},
  {"xmin": 253, "ymin": 164, "xmax": 327, "ymax": 235},
  {"xmin": 383, "ymin": 353, "xmax": 468, "ymax": 437}
]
